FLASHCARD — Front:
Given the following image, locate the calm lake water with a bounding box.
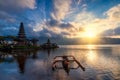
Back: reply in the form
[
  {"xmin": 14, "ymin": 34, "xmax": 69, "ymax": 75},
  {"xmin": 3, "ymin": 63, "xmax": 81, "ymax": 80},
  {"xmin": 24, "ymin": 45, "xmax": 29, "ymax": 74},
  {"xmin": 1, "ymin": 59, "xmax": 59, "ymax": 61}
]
[{"xmin": 0, "ymin": 45, "xmax": 120, "ymax": 80}]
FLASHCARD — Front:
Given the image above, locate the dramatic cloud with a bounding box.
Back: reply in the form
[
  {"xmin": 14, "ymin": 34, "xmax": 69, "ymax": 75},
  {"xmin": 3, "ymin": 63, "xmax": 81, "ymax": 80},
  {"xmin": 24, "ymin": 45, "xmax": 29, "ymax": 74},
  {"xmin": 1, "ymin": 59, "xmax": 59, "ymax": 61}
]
[
  {"xmin": 95, "ymin": 4, "xmax": 120, "ymax": 38},
  {"xmin": 0, "ymin": 0, "xmax": 120, "ymax": 39},
  {"xmin": 0, "ymin": 0, "xmax": 36, "ymax": 11},
  {"xmin": 33, "ymin": 19, "xmax": 73, "ymax": 38},
  {"xmin": 105, "ymin": 4, "xmax": 120, "ymax": 21},
  {"xmin": 101, "ymin": 26, "xmax": 120, "ymax": 38},
  {"xmin": 46, "ymin": 19, "xmax": 59, "ymax": 27},
  {"xmin": 30, "ymin": 3, "xmax": 120, "ymax": 38},
  {"xmin": 100, "ymin": 29, "xmax": 114, "ymax": 37},
  {"xmin": 65, "ymin": 4, "xmax": 120, "ymax": 37},
  {"xmin": 0, "ymin": 0, "xmax": 36, "ymax": 23},
  {"xmin": 51, "ymin": 0, "xmax": 72, "ymax": 20},
  {"xmin": 96, "ymin": 4, "xmax": 120, "ymax": 36},
  {"xmin": 114, "ymin": 27, "xmax": 120, "ymax": 35}
]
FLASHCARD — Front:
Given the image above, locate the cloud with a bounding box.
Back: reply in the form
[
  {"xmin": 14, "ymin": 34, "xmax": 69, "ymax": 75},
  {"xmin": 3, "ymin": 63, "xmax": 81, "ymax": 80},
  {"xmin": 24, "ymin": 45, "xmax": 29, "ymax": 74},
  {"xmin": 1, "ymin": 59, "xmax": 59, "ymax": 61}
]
[
  {"xmin": 66, "ymin": 4, "xmax": 120, "ymax": 37},
  {"xmin": 101, "ymin": 26, "xmax": 120, "ymax": 38},
  {"xmin": 0, "ymin": 24, "xmax": 5, "ymax": 35},
  {"xmin": 59, "ymin": 22, "xmax": 74, "ymax": 29},
  {"xmin": 77, "ymin": 0, "xmax": 81, "ymax": 5},
  {"xmin": 105, "ymin": 4, "xmax": 120, "ymax": 21},
  {"xmin": 0, "ymin": 0, "xmax": 36, "ymax": 12},
  {"xmin": 0, "ymin": 11, "xmax": 16, "ymax": 22},
  {"xmin": 2, "ymin": 27, "xmax": 18, "ymax": 36},
  {"xmin": 100, "ymin": 29, "xmax": 114, "ymax": 36},
  {"xmin": 97, "ymin": 4, "xmax": 120, "ymax": 37},
  {"xmin": 46, "ymin": 19, "xmax": 83, "ymax": 35},
  {"xmin": 46, "ymin": 19, "xmax": 74, "ymax": 29},
  {"xmin": 39, "ymin": 28, "xmax": 58, "ymax": 37},
  {"xmin": 33, "ymin": 18, "xmax": 86, "ymax": 38},
  {"xmin": 0, "ymin": 0, "xmax": 36, "ymax": 23},
  {"xmin": 32, "ymin": 3, "xmax": 120, "ymax": 38},
  {"xmin": 46, "ymin": 19, "xmax": 59, "ymax": 27},
  {"xmin": 114, "ymin": 27, "xmax": 120, "ymax": 35},
  {"xmin": 51, "ymin": 0, "xmax": 72, "ymax": 20},
  {"xmin": 0, "ymin": 23, "xmax": 17, "ymax": 36}
]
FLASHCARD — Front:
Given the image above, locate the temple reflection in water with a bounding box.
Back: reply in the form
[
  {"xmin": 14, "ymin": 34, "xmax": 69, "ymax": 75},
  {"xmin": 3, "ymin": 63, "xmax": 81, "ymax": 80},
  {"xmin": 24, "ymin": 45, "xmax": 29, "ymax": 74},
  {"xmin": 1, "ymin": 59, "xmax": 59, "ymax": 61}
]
[{"xmin": 0, "ymin": 50, "xmax": 38, "ymax": 74}]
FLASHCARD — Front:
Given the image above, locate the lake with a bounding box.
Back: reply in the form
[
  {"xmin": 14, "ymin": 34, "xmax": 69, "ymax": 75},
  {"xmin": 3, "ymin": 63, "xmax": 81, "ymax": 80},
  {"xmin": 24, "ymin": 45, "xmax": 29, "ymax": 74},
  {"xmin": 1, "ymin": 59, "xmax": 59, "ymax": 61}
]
[{"xmin": 0, "ymin": 45, "xmax": 120, "ymax": 80}]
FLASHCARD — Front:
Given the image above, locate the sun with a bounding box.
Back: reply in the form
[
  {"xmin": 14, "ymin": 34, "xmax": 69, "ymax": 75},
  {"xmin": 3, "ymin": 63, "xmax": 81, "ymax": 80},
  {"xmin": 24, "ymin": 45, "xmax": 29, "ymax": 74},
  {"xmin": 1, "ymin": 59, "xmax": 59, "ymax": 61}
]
[
  {"xmin": 84, "ymin": 31, "xmax": 96, "ymax": 38},
  {"xmin": 84, "ymin": 28, "xmax": 96, "ymax": 38}
]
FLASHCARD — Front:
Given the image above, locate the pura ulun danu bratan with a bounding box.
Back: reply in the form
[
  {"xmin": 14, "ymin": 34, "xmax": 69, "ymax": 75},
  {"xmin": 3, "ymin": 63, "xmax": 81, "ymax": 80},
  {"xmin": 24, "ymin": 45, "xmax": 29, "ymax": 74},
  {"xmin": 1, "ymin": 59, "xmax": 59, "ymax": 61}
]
[
  {"xmin": 0, "ymin": 22, "xmax": 40, "ymax": 50},
  {"xmin": 14, "ymin": 22, "xmax": 39, "ymax": 47},
  {"xmin": 0, "ymin": 22, "xmax": 58, "ymax": 50}
]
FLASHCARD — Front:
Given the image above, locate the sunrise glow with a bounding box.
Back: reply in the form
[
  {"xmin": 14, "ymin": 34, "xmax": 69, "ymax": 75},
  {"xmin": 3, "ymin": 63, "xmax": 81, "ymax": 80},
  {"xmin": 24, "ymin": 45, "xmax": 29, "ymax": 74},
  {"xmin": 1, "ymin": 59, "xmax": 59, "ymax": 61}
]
[{"xmin": 83, "ymin": 28, "xmax": 97, "ymax": 38}]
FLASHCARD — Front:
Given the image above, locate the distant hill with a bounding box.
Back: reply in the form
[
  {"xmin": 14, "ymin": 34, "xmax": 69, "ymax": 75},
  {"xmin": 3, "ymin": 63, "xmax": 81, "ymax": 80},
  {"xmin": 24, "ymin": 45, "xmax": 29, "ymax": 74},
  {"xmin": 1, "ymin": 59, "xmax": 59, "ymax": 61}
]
[
  {"xmin": 38, "ymin": 37, "xmax": 120, "ymax": 45},
  {"xmin": 1, "ymin": 36, "xmax": 120, "ymax": 45}
]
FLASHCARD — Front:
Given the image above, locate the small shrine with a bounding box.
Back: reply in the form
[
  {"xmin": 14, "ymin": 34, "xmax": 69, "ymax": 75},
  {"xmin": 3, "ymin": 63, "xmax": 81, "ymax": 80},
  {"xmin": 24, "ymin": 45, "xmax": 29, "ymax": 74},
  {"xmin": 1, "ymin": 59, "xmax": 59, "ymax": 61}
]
[{"xmin": 41, "ymin": 39, "xmax": 59, "ymax": 49}]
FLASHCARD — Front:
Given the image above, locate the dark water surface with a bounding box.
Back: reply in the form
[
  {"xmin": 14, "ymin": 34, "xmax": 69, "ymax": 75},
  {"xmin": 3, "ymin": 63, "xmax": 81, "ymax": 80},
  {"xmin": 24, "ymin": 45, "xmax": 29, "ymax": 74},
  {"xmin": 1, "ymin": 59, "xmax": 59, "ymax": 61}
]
[{"xmin": 0, "ymin": 45, "xmax": 120, "ymax": 80}]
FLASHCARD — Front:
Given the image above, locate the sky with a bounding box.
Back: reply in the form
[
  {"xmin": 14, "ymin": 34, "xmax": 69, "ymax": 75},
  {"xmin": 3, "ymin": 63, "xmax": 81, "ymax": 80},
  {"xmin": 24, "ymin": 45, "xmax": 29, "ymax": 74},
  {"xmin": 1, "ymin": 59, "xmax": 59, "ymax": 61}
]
[{"xmin": 0, "ymin": 0, "xmax": 120, "ymax": 39}]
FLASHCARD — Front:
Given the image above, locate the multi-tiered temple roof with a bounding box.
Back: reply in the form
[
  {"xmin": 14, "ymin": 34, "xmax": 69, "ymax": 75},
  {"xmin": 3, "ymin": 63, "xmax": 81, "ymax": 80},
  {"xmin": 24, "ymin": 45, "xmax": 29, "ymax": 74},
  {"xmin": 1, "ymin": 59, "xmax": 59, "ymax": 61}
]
[{"xmin": 17, "ymin": 22, "xmax": 26, "ymax": 40}]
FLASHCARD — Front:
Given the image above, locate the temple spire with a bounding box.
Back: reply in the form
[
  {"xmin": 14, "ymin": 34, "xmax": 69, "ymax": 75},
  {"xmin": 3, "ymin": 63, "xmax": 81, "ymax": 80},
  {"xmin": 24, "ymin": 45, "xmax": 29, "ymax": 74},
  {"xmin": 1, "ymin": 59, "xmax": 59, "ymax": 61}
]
[{"xmin": 18, "ymin": 22, "xmax": 26, "ymax": 40}]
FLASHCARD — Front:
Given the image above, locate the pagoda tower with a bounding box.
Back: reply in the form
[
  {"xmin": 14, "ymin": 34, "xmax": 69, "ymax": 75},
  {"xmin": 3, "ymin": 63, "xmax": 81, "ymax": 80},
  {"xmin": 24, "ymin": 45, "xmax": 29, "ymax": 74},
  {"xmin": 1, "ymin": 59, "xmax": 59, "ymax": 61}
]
[
  {"xmin": 17, "ymin": 22, "xmax": 27, "ymax": 45},
  {"xmin": 18, "ymin": 22, "xmax": 26, "ymax": 40}
]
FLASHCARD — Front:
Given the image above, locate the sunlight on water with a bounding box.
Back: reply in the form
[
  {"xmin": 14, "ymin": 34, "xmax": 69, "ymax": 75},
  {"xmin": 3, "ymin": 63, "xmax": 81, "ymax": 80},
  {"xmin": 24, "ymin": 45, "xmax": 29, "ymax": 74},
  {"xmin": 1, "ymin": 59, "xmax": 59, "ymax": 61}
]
[
  {"xmin": 86, "ymin": 44, "xmax": 95, "ymax": 49},
  {"xmin": 86, "ymin": 45, "xmax": 96, "ymax": 62},
  {"xmin": 0, "ymin": 45, "xmax": 120, "ymax": 80},
  {"xmin": 86, "ymin": 50, "xmax": 97, "ymax": 63}
]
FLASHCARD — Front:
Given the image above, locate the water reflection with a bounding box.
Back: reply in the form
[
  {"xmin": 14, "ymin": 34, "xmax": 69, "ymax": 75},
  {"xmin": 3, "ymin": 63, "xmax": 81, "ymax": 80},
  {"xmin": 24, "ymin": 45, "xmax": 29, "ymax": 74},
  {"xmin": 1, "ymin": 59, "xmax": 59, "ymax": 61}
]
[
  {"xmin": 86, "ymin": 50, "xmax": 97, "ymax": 63},
  {"xmin": 0, "ymin": 45, "xmax": 120, "ymax": 80},
  {"xmin": 47, "ymin": 49, "xmax": 51, "ymax": 57},
  {"xmin": 0, "ymin": 50, "xmax": 38, "ymax": 74},
  {"xmin": 0, "ymin": 54, "xmax": 14, "ymax": 63},
  {"xmin": 14, "ymin": 52, "xmax": 27, "ymax": 74}
]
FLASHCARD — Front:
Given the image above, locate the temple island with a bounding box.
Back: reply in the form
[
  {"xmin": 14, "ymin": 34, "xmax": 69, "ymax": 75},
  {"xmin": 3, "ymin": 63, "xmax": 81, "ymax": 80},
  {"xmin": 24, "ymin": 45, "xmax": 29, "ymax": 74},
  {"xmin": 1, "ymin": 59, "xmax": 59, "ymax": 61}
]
[
  {"xmin": 41, "ymin": 39, "xmax": 59, "ymax": 49},
  {"xmin": 0, "ymin": 22, "xmax": 58, "ymax": 51}
]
